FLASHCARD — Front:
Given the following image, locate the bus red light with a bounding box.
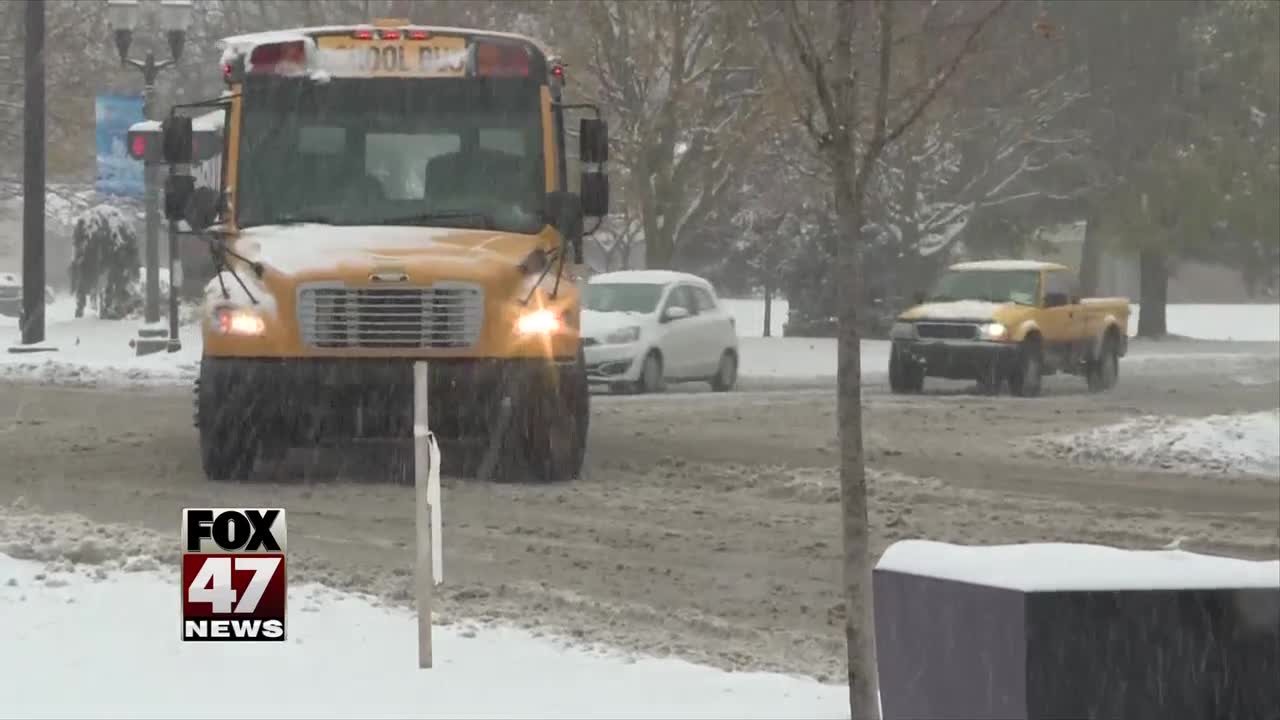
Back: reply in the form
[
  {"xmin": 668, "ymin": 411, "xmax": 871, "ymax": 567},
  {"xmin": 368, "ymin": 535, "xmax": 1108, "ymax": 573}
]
[
  {"xmin": 407, "ymin": 30, "xmax": 429, "ymax": 40},
  {"xmin": 379, "ymin": 29, "xmax": 400, "ymax": 40},
  {"xmin": 353, "ymin": 29, "xmax": 374, "ymax": 39}
]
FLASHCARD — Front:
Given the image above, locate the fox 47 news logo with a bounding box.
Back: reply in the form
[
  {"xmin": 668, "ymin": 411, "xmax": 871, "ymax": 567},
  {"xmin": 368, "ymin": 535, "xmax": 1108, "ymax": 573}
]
[{"xmin": 181, "ymin": 508, "xmax": 287, "ymax": 642}]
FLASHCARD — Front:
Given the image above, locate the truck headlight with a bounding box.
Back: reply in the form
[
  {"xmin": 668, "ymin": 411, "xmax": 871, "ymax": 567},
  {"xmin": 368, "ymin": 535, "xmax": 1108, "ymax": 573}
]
[
  {"xmin": 890, "ymin": 322, "xmax": 915, "ymax": 340},
  {"xmin": 605, "ymin": 326, "xmax": 640, "ymax": 344},
  {"xmin": 979, "ymin": 322, "xmax": 1008, "ymax": 340},
  {"xmin": 212, "ymin": 306, "xmax": 265, "ymax": 336},
  {"xmin": 515, "ymin": 308, "xmax": 563, "ymax": 335}
]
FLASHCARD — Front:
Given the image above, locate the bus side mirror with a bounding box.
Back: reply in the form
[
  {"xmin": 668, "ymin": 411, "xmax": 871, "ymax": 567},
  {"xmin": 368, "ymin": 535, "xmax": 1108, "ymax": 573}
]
[
  {"xmin": 579, "ymin": 118, "xmax": 608, "ymax": 164},
  {"xmin": 581, "ymin": 172, "xmax": 609, "ymax": 218},
  {"xmin": 161, "ymin": 115, "xmax": 193, "ymax": 165},
  {"xmin": 546, "ymin": 191, "xmax": 584, "ymax": 263}
]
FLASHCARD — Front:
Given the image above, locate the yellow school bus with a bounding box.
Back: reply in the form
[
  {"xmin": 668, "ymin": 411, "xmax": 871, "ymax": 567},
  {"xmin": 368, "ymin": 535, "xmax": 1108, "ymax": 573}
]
[{"xmin": 159, "ymin": 20, "xmax": 610, "ymax": 483}]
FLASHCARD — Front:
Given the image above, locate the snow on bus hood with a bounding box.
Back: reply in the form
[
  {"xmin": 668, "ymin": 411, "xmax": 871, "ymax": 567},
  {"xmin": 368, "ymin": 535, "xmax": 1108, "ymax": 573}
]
[
  {"xmin": 580, "ymin": 309, "xmax": 648, "ymax": 336},
  {"xmin": 898, "ymin": 300, "xmax": 1006, "ymax": 322},
  {"xmin": 235, "ymin": 224, "xmax": 541, "ymax": 281}
]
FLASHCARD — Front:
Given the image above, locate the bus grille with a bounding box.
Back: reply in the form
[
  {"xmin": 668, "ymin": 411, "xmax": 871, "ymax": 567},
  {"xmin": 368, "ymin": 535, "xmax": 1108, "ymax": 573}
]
[{"xmin": 297, "ymin": 283, "xmax": 484, "ymax": 349}]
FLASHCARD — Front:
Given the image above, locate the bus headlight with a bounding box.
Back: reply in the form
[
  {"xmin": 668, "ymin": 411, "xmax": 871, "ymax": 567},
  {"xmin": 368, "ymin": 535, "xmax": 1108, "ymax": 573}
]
[
  {"xmin": 515, "ymin": 308, "xmax": 563, "ymax": 335},
  {"xmin": 212, "ymin": 306, "xmax": 266, "ymax": 336}
]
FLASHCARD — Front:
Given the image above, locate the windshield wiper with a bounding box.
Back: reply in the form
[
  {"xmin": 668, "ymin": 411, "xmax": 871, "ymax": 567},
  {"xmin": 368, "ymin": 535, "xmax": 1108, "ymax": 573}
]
[
  {"xmin": 368, "ymin": 211, "xmax": 495, "ymax": 229},
  {"xmin": 272, "ymin": 213, "xmax": 337, "ymax": 225}
]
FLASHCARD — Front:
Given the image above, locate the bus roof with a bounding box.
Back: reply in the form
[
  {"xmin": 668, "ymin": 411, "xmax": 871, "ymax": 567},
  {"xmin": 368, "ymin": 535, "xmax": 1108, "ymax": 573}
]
[{"xmin": 219, "ymin": 25, "xmax": 554, "ymax": 60}]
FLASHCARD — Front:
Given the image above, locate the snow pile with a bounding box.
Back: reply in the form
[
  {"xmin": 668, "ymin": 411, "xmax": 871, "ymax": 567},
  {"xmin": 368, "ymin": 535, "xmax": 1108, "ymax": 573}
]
[
  {"xmin": 1032, "ymin": 411, "xmax": 1280, "ymax": 479},
  {"xmin": 1129, "ymin": 303, "xmax": 1280, "ymax": 342},
  {"xmin": 0, "ymin": 303, "xmax": 201, "ymax": 387},
  {"xmin": 877, "ymin": 539, "xmax": 1280, "ymax": 591},
  {"xmin": 0, "ymin": 507, "xmax": 846, "ymax": 720}
]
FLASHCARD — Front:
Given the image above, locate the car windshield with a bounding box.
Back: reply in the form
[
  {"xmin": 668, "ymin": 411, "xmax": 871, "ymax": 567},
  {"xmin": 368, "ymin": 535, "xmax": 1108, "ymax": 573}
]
[
  {"xmin": 927, "ymin": 269, "xmax": 1039, "ymax": 306},
  {"xmin": 237, "ymin": 76, "xmax": 546, "ymax": 235},
  {"xmin": 584, "ymin": 283, "xmax": 665, "ymax": 314}
]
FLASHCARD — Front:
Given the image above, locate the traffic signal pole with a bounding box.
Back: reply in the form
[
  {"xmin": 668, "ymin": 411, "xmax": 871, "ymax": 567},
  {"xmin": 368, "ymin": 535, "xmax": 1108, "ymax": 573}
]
[{"xmin": 12, "ymin": 0, "xmax": 54, "ymax": 353}]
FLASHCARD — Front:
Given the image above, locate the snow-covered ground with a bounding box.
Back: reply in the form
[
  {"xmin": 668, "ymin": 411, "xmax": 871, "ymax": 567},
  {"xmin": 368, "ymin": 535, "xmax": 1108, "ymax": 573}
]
[
  {"xmin": 0, "ymin": 295, "xmax": 1276, "ymax": 388},
  {"xmin": 0, "ymin": 511, "xmax": 845, "ymax": 720},
  {"xmin": 1030, "ymin": 410, "xmax": 1280, "ymax": 479}
]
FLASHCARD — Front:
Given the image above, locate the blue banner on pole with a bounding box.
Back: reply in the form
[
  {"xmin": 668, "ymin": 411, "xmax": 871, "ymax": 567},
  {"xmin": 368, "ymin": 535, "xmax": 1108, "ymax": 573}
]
[{"xmin": 95, "ymin": 94, "xmax": 145, "ymax": 199}]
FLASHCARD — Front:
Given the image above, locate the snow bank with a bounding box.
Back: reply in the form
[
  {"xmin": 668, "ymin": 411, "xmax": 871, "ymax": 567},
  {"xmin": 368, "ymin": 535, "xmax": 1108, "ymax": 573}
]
[
  {"xmin": 876, "ymin": 539, "xmax": 1280, "ymax": 592},
  {"xmin": 0, "ymin": 297, "xmax": 201, "ymax": 387},
  {"xmin": 1129, "ymin": 303, "xmax": 1280, "ymax": 342},
  {"xmin": 0, "ymin": 509, "xmax": 846, "ymax": 719},
  {"xmin": 1033, "ymin": 411, "xmax": 1280, "ymax": 479}
]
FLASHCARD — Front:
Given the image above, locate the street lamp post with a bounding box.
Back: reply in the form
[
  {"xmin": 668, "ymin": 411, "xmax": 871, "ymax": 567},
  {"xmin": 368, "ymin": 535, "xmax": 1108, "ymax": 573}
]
[{"xmin": 105, "ymin": 0, "xmax": 192, "ymax": 351}]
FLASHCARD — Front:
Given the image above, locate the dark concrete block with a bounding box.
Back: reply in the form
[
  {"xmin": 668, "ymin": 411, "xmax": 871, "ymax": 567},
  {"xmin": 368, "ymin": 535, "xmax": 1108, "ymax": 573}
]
[{"xmin": 874, "ymin": 541, "xmax": 1280, "ymax": 720}]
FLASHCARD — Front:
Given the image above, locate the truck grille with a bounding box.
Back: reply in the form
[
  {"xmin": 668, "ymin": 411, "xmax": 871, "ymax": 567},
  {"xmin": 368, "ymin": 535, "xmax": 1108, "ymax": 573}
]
[
  {"xmin": 297, "ymin": 283, "xmax": 484, "ymax": 349},
  {"xmin": 915, "ymin": 322, "xmax": 978, "ymax": 340}
]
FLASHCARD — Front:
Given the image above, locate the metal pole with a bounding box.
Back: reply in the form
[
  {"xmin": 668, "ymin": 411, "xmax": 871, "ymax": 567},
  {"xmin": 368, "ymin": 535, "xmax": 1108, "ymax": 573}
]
[
  {"xmin": 142, "ymin": 55, "xmax": 161, "ymax": 326},
  {"xmin": 20, "ymin": 0, "xmax": 46, "ymax": 346},
  {"xmin": 413, "ymin": 361, "xmax": 434, "ymax": 669}
]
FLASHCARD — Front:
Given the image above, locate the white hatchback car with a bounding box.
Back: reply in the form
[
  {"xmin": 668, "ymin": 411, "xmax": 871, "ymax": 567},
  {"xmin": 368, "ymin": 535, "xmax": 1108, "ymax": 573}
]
[{"xmin": 581, "ymin": 270, "xmax": 739, "ymax": 393}]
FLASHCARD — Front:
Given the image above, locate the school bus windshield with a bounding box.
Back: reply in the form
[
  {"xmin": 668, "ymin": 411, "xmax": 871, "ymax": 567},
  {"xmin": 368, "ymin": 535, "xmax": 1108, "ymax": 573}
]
[{"xmin": 237, "ymin": 76, "xmax": 547, "ymax": 235}]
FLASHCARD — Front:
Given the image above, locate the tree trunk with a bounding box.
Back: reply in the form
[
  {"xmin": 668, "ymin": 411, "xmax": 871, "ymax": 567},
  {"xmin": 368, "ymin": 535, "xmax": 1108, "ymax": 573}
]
[
  {"xmin": 762, "ymin": 280, "xmax": 773, "ymax": 338},
  {"xmin": 1078, "ymin": 207, "xmax": 1103, "ymax": 296},
  {"xmin": 834, "ymin": 168, "xmax": 880, "ymax": 720},
  {"xmin": 1136, "ymin": 246, "xmax": 1169, "ymax": 337}
]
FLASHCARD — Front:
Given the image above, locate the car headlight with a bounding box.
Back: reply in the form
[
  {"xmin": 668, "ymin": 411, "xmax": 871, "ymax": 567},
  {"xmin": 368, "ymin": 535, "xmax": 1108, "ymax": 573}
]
[
  {"xmin": 515, "ymin": 308, "xmax": 563, "ymax": 335},
  {"xmin": 604, "ymin": 326, "xmax": 640, "ymax": 344},
  {"xmin": 212, "ymin": 306, "xmax": 266, "ymax": 336},
  {"xmin": 979, "ymin": 322, "xmax": 1008, "ymax": 340},
  {"xmin": 890, "ymin": 322, "xmax": 915, "ymax": 340}
]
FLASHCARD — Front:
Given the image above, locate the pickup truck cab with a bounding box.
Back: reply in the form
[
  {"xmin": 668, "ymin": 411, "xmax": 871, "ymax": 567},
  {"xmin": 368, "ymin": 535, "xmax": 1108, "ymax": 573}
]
[{"xmin": 889, "ymin": 260, "xmax": 1129, "ymax": 396}]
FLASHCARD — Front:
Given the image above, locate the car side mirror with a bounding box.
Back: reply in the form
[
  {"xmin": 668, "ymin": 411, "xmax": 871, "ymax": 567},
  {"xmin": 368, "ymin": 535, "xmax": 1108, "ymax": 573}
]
[
  {"xmin": 545, "ymin": 191, "xmax": 584, "ymax": 262},
  {"xmin": 579, "ymin": 117, "xmax": 609, "ymax": 164},
  {"xmin": 662, "ymin": 306, "xmax": 690, "ymax": 323},
  {"xmin": 581, "ymin": 171, "xmax": 609, "ymax": 217},
  {"xmin": 1044, "ymin": 292, "xmax": 1069, "ymax": 308},
  {"xmin": 161, "ymin": 115, "xmax": 193, "ymax": 165}
]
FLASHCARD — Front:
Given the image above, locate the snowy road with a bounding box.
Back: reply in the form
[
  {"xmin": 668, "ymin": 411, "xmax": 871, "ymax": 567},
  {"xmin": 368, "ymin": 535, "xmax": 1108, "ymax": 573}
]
[{"xmin": 1, "ymin": 342, "xmax": 1276, "ymax": 683}]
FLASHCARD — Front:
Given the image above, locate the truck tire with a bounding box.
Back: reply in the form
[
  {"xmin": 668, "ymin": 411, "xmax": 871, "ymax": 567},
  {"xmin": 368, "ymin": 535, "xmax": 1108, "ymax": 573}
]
[
  {"xmin": 1009, "ymin": 338, "xmax": 1043, "ymax": 398},
  {"xmin": 1087, "ymin": 336, "xmax": 1120, "ymax": 393},
  {"xmin": 888, "ymin": 348, "xmax": 924, "ymax": 394},
  {"xmin": 194, "ymin": 360, "xmax": 258, "ymax": 482},
  {"xmin": 492, "ymin": 351, "xmax": 590, "ymax": 484}
]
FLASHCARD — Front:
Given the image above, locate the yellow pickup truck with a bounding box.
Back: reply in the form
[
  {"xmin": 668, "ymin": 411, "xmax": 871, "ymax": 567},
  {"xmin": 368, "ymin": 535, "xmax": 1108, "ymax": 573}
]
[{"xmin": 888, "ymin": 260, "xmax": 1129, "ymax": 396}]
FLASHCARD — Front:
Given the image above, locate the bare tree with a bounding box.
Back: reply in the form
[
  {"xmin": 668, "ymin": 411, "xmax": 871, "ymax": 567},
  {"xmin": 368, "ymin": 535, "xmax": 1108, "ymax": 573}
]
[
  {"xmin": 752, "ymin": 1, "xmax": 1008, "ymax": 716},
  {"xmin": 550, "ymin": 1, "xmax": 764, "ymax": 270}
]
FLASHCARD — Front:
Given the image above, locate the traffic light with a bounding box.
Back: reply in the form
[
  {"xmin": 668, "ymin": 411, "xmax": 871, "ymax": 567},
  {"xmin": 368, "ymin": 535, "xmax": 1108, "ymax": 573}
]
[
  {"xmin": 126, "ymin": 125, "xmax": 221, "ymax": 164},
  {"xmin": 127, "ymin": 126, "xmax": 163, "ymax": 163}
]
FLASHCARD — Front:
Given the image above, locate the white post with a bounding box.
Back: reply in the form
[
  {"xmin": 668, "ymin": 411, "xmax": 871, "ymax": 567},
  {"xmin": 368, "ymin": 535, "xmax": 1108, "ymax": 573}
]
[{"xmin": 413, "ymin": 360, "xmax": 434, "ymax": 669}]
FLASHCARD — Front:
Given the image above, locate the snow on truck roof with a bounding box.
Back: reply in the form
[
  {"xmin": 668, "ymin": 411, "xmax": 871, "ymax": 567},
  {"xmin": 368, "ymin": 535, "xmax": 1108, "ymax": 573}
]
[
  {"xmin": 588, "ymin": 270, "xmax": 714, "ymax": 289},
  {"xmin": 949, "ymin": 259, "xmax": 1069, "ymax": 272}
]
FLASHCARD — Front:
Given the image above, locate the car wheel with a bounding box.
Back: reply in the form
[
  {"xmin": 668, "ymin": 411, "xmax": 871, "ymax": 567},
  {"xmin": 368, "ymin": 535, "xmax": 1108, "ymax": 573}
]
[
  {"xmin": 1087, "ymin": 338, "xmax": 1119, "ymax": 393},
  {"xmin": 1009, "ymin": 339, "xmax": 1043, "ymax": 398},
  {"xmin": 709, "ymin": 350, "xmax": 737, "ymax": 392},
  {"xmin": 636, "ymin": 351, "xmax": 665, "ymax": 394},
  {"xmin": 888, "ymin": 349, "xmax": 924, "ymax": 394}
]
